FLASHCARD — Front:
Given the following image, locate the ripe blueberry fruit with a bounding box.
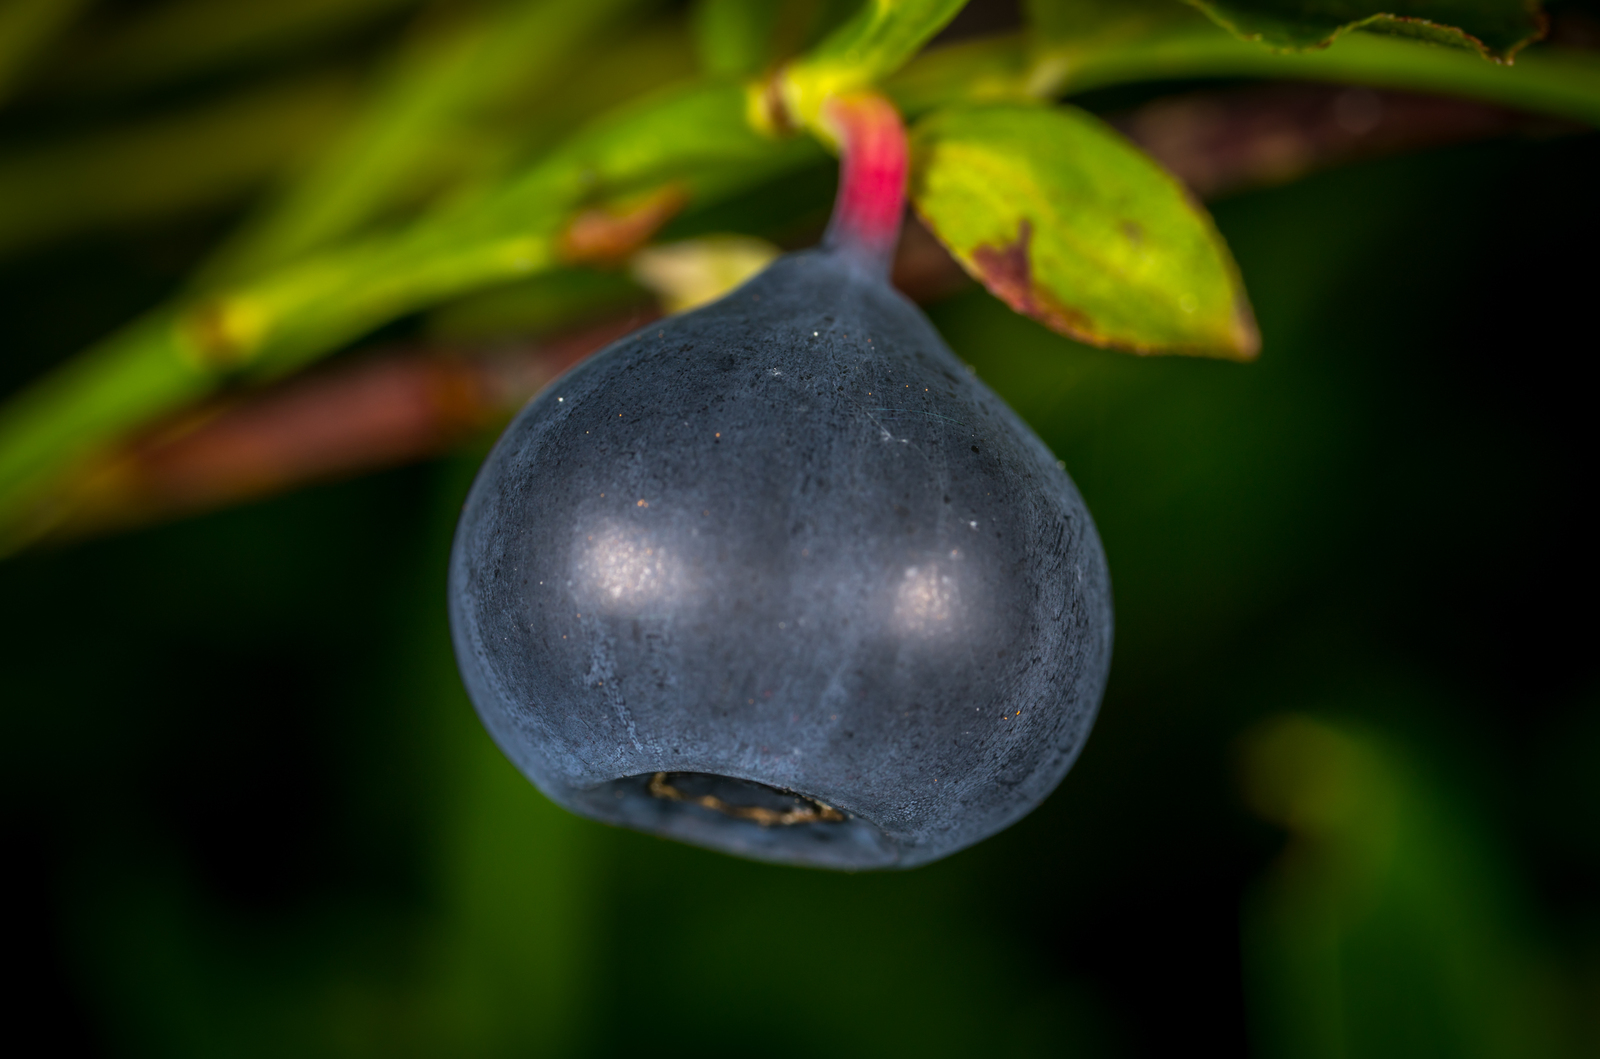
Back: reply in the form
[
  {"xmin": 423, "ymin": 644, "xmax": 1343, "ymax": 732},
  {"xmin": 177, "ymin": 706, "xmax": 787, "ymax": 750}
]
[{"xmin": 448, "ymin": 96, "xmax": 1112, "ymax": 869}]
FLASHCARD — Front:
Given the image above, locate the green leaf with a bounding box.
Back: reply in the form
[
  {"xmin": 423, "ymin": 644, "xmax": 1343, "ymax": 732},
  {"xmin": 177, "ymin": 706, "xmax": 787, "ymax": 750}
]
[
  {"xmin": 0, "ymin": 80, "xmax": 822, "ymax": 551},
  {"xmin": 910, "ymin": 103, "xmax": 1258, "ymax": 359},
  {"xmin": 199, "ymin": 0, "xmax": 650, "ymax": 285},
  {"xmin": 1027, "ymin": 19, "xmax": 1600, "ymax": 125},
  {"xmin": 1183, "ymin": 0, "xmax": 1548, "ymax": 62},
  {"xmin": 777, "ymin": 0, "xmax": 970, "ymax": 134},
  {"xmin": 1016, "ymin": 4, "xmax": 1598, "ymax": 124}
]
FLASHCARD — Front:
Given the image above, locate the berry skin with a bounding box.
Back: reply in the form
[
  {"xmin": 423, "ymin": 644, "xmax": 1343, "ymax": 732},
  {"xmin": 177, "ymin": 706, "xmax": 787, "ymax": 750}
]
[{"xmin": 448, "ymin": 247, "xmax": 1112, "ymax": 869}]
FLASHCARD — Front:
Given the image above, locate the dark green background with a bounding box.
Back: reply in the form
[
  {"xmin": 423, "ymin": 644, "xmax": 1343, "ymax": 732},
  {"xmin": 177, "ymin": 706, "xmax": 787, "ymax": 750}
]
[{"xmin": 3, "ymin": 115, "xmax": 1596, "ymax": 1058}]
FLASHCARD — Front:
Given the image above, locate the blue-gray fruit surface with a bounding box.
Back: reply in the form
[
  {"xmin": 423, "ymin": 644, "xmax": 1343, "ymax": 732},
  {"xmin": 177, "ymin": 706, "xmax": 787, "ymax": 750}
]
[{"xmin": 449, "ymin": 248, "xmax": 1112, "ymax": 869}]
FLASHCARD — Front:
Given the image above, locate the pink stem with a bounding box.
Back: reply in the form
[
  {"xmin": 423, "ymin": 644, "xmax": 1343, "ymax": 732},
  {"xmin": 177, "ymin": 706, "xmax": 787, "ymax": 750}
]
[{"xmin": 821, "ymin": 93, "xmax": 908, "ymax": 278}]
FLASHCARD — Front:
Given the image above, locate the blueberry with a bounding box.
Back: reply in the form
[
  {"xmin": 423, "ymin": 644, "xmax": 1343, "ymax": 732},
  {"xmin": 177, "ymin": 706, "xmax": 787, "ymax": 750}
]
[{"xmin": 448, "ymin": 243, "xmax": 1112, "ymax": 869}]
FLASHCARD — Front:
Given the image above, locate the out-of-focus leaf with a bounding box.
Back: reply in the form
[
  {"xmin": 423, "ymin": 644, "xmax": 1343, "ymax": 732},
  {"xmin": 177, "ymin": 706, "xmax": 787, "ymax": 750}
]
[
  {"xmin": 886, "ymin": 34, "xmax": 1036, "ymax": 115},
  {"xmin": 630, "ymin": 234, "xmax": 780, "ymax": 312},
  {"xmin": 1019, "ymin": 4, "xmax": 1597, "ymax": 123},
  {"xmin": 1240, "ymin": 714, "xmax": 1574, "ymax": 1059},
  {"xmin": 692, "ymin": 0, "xmax": 781, "ymax": 77},
  {"xmin": 0, "ymin": 73, "xmax": 360, "ymax": 259},
  {"xmin": 45, "ymin": 0, "xmax": 423, "ymax": 94},
  {"xmin": 429, "ymin": 268, "xmax": 652, "ymax": 342},
  {"xmin": 911, "ymin": 103, "xmax": 1257, "ymax": 358},
  {"xmin": 0, "ymin": 81, "xmax": 820, "ymax": 552},
  {"xmin": 775, "ymin": 0, "xmax": 970, "ymax": 136},
  {"xmin": 902, "ymin": 9, "xmax": 1185, "ymax": 116},
  {"xmin": 1022, "ymin": 1, "xmax": 1214, "ymax": 96},
  {"xmin": 0, "ymin": 19, "xmax": 696, "ymax": 263},
  {"xmin": 199, "ymin": 0, "xmax": 650, "ymax": 286},
  {"xmin": 0, "ymin": 0, "xmax": 89, "ymax": 103},
  {"xmin": 380, "ymin": 17, "xmax": 699, "ymax": 216},
  {"xmin": 501, "ymin": 16, "xmax": 700, "ymax": 139},
  {"xmin": 1184, "ymin": 0, "xmax": 1547, "ymax": 62},
  {"xmin": 512, "ymin": 79, "xmax": 821, "ymax": 210},
  {"xmin": 1088, "ymin": 28, "xmax": 1597, "ymax": 123}
]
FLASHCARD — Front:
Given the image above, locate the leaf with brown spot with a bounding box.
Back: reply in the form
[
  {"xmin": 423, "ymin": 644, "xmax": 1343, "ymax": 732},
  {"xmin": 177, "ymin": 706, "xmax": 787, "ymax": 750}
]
[
  {"xmin": 911, "ymin": 104, "xmax": 1259, "ymax": 359},
  {"xmin": 969, "ymin": 221, "xmax": 1099, "ymax": 339}
]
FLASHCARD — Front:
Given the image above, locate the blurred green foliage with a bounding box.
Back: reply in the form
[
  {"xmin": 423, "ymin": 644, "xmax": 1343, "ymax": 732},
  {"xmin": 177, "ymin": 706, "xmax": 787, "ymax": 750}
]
[
  {"xmin": 0, "ymin": 0, "xmax": 90, "ymax": 102},
  {"xmin": 3, "ymin": 0, "xmax": 1598, "ymax": 553},
  {"xmin": 0, "ymin": 1, "xmax": 1597, "ymax": 1056},
  {"xmin": 0, "ymin": 71, "xmax": 361, "ymax": 258},
  {"xmin": 1241, "ymin": 714, "xmax": 1570, "ymax": 1059},
  {"xmin": 193, "ymin": 0, "xmax": 662, "ymax": 285}
]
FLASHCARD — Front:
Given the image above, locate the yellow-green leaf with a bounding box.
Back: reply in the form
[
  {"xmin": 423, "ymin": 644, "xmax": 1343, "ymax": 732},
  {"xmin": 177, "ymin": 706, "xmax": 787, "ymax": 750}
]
[{"xmin": 910, "ymin": 103, "xmax": 1258, "ymax": 359}]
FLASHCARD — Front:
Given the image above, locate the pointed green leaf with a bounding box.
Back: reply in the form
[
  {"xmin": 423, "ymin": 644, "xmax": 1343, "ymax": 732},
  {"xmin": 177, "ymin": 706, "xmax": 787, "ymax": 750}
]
[
  {"xmin": 1183, "ymin": 0, "xmax": 1547, "ymax": 62},
  {"xmin": 910, "ymin": 103, "xmax": 1258, "ymax": 359}
]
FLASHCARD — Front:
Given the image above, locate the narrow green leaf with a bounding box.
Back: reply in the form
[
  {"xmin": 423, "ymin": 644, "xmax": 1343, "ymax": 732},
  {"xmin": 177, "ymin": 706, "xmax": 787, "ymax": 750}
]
[
  {"xmin": 199, "ymin": 0, "xmax": 649, "ymax": 285},
  {"xmin": 1183, "ymin": 0, "xmax": 1548, "ymax": 62},
  {"xmin": 910, "ymin": 103, "xmax": 1257, "ymax": 358},
  {"xmin": 0, "ymin": 80, "xmax": 823, "ymax": 550},
  {"xmin": 779, "ymin": 0, "xmax": 970, "ymax": 133},
  {"xmin": 1012, "ymin": 9, "xmax": 1600, "ymax": 126}
]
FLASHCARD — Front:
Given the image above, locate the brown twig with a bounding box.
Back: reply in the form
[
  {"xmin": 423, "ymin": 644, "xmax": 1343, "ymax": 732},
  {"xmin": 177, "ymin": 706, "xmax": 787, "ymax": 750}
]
[
  {"xmin": 46, "ymin": 312, "xmax": 655, "ymax": 540},
  {"xmin": 44, "ymin": 228, "xmax": 967, "ymax": 543},
  {"xmin": 1112, "ymin": 82, "xmax": 1565, "ymax": 200}
]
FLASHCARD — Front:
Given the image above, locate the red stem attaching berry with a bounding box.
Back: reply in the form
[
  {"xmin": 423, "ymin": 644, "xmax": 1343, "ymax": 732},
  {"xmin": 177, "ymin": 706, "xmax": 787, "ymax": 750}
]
[{"xmin": 821, "ymin": 92, "xmax": 909, "ymax": 277}]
